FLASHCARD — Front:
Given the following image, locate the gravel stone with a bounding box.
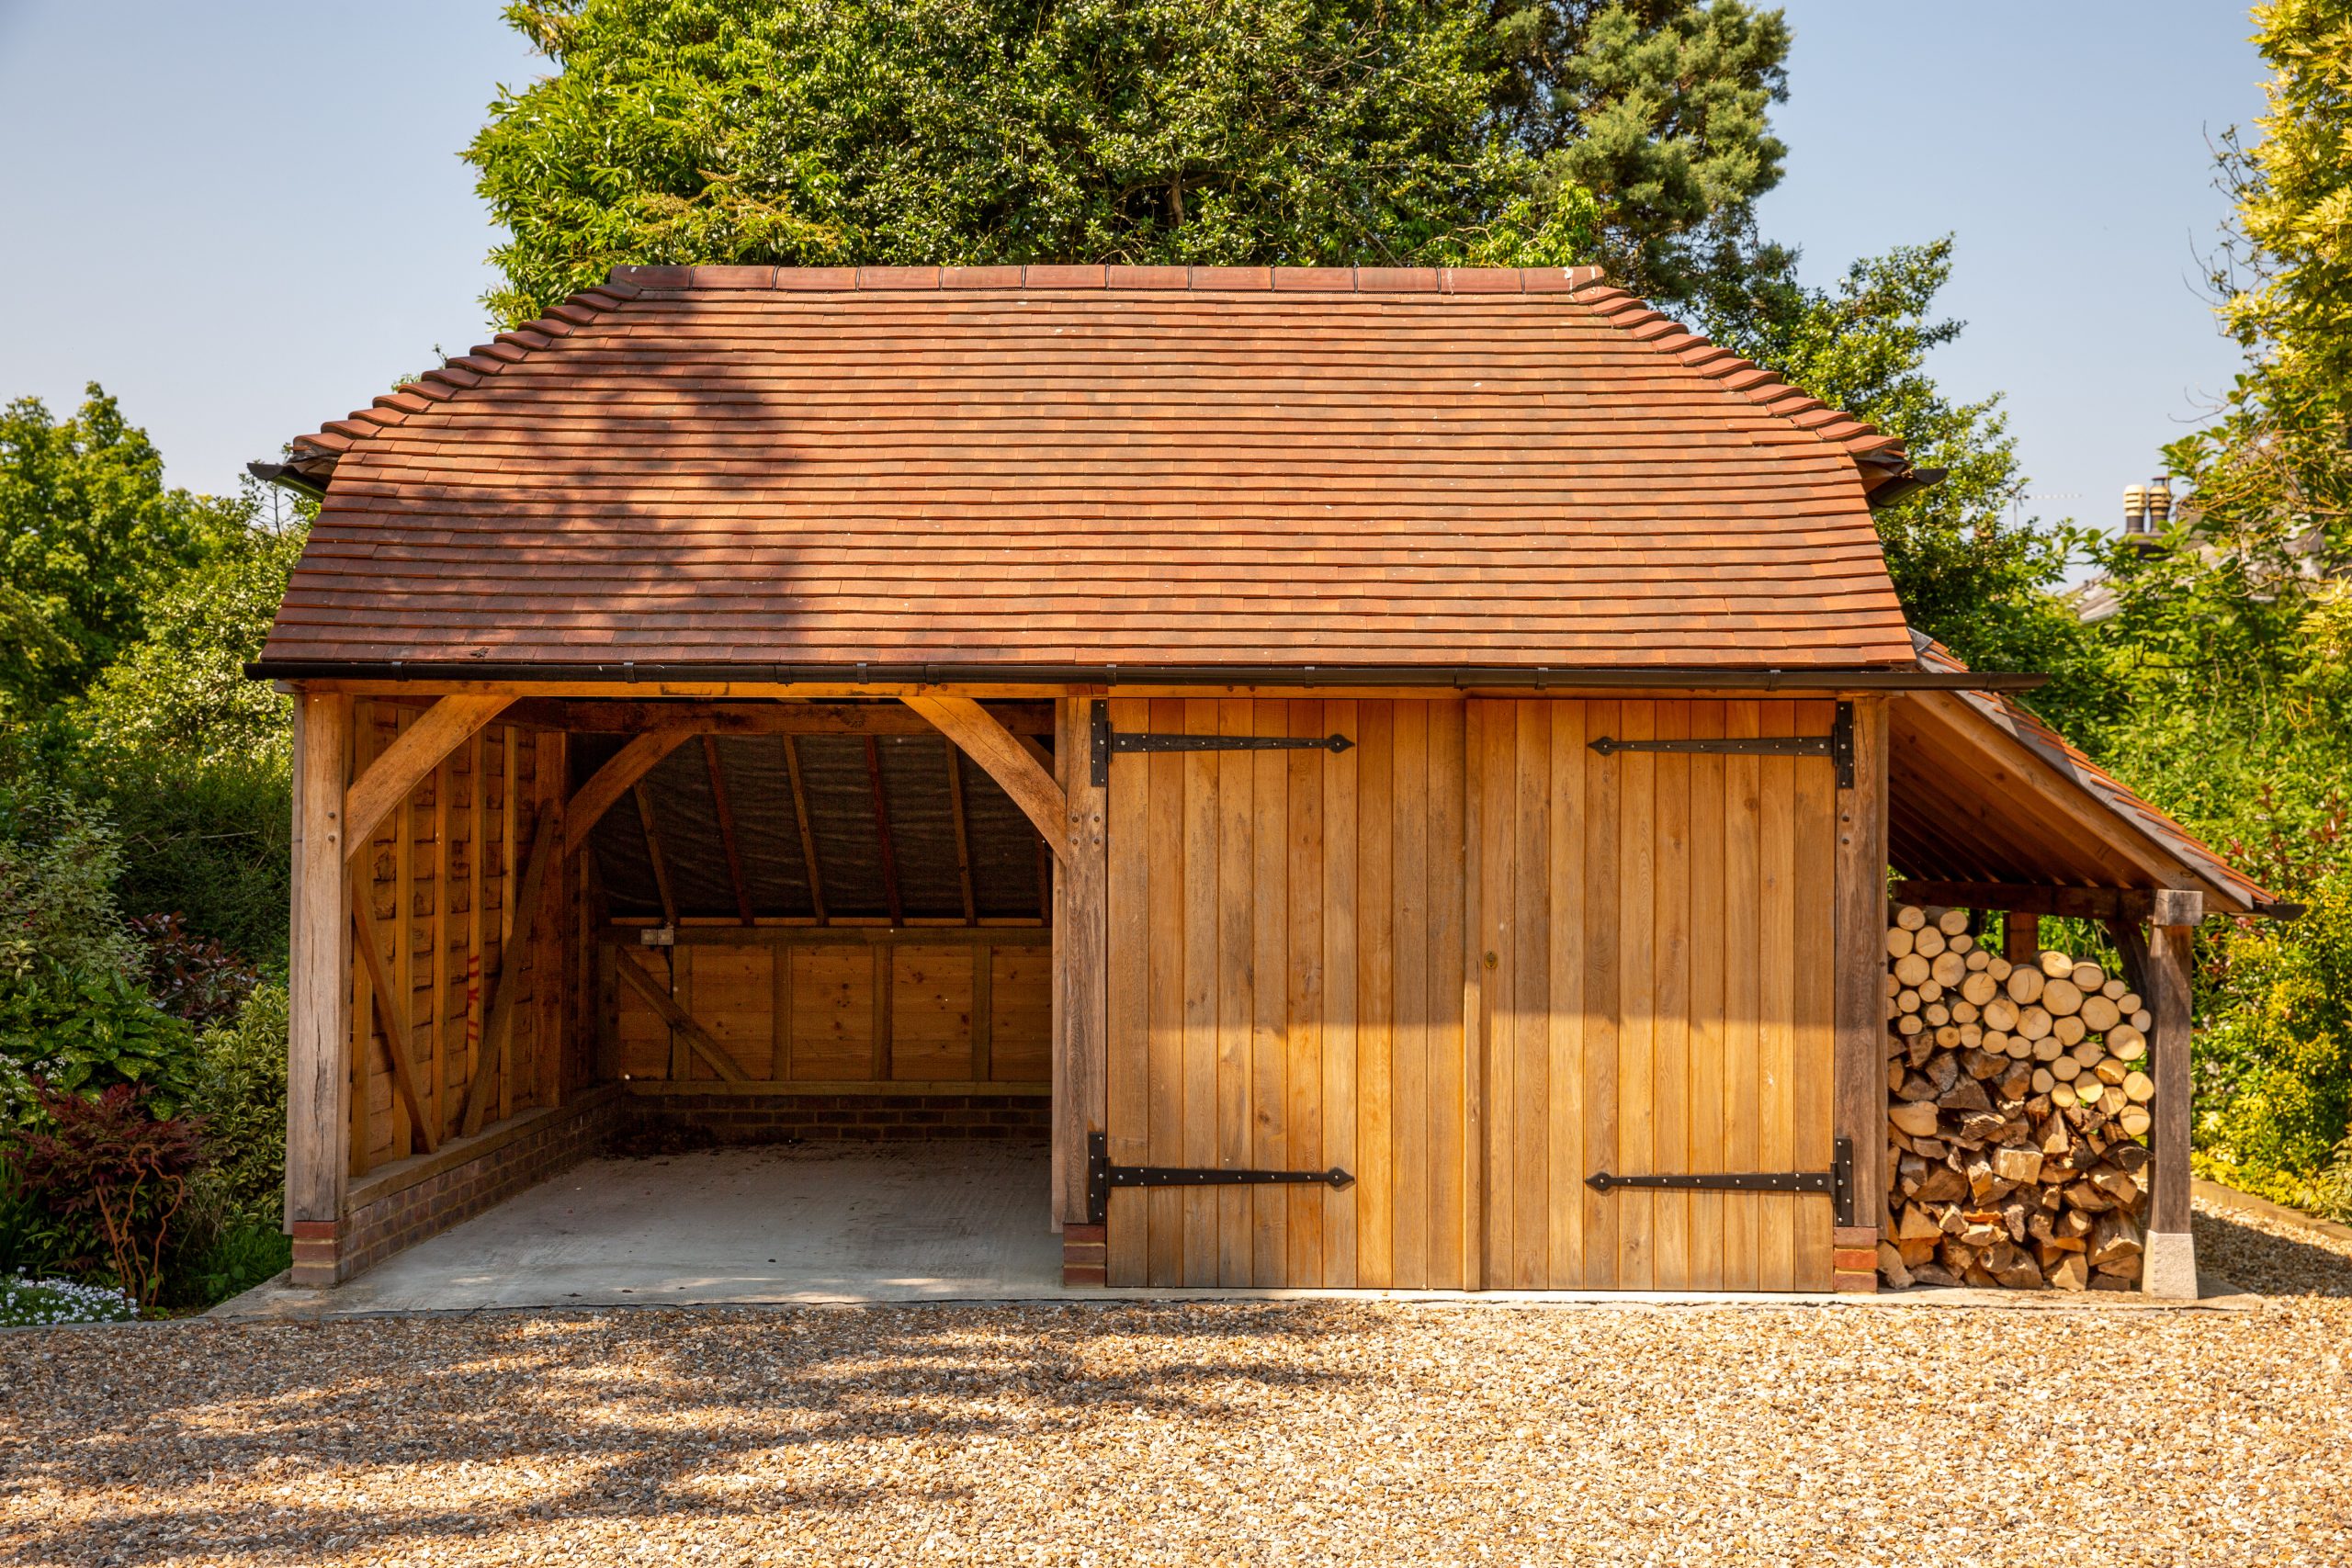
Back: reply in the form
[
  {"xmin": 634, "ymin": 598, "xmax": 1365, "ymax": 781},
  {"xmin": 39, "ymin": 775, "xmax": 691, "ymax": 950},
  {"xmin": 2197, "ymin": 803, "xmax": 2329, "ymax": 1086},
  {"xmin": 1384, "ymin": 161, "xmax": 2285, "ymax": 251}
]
[{"xmin": 3, "ymin": 1201, "xmax": 2347, "ymax": 1566}]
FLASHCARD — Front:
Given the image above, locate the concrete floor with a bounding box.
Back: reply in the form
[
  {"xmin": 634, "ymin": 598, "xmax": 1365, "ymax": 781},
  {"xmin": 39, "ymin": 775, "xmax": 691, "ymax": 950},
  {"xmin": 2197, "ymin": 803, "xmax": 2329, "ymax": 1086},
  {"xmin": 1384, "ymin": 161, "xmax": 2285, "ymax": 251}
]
[
  {"xmin": 228, "ymin": 1143, "xmax": 1064, "ymax": 1316},
  {"xmin": 213, "ymin": 1141, "xmax": 2246, "ymax": 1320}
]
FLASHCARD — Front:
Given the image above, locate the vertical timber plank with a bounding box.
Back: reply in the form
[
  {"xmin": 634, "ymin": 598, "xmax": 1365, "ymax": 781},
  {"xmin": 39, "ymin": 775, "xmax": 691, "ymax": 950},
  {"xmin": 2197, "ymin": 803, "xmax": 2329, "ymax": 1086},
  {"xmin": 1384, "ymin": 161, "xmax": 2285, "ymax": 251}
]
[
  {"xmin": 1285, "ymin": 700, "xmax": 1326, "ymax": 1287},
  {"xmin": 1723, "ymin": 701, "xmax": 1764, "ymax": 1291},
  {"xmin": 1581, "ymin": 699, "xmax": 1622, "ymax": 1289},
  {"xmin": 1792, "ymin": 700, "xmax": 1839, "ymax": 1290},
  {"xmin": 1105, "ymin": 697, "xmax": 1152, "ymax": 1286},
  {"xmin": 1147, "ymin": 698, "xmax": 1188, "ymax": 1285},
  {"xmin": 1320, "ymin": 700, "xmax": 1360, "ymax": 1288},
  {"xmin": 288, "ymin": 694, "xmax": 353, "ymax": 1231},
  {"xmin": 1059, "ymin": 695, "xmax": 1110, "ymax": 1229},
  {"xmin": 1758, "ymin": 703, "xmax": 1799, "ymax": 1291},
  {"xmin": 1352, "ymin": 700, "xmax": 1395, "ymax": 1288},
  {"xmin": 1615, "ymin": 700, "xmax": 1657, "ymax": 1289},
  {"xmin": 349, "ymin": 707, "xmax": 377, "ymax": 1176},
  {"xmin": 1250, "ymin": 700, "xmax": 1289, "ymax": 1287},
  {"xmin": 1425, "ymin": 699, "xmax": 1468, "ymax": 1290},
  {"xmin": 1216, "ymin": 697, "xmax": 1255, "ymax": 1286},
  {"xmin": 1474, "ymin": 701, "xmax": 1514, "ymax": 1286},
  {"xmin": 1687, "ymin": 701, "xmax": 1728, "ymax": 1290},
  {"xmin": 1546, "ymin": 699, "xmax": 1587, "ymax": 1289},
  {"xmin": 1833, "ymin": 698, "xmax": 1891, "ymax": 1269},
  {"xmin": 1181, "ymin": 698, "xmax": 1221, "ymax": 1284},
  {"xmin": 392, "ymin": 710, "xmax": 416, "ymax": 1160},
  {"xmin": 1388, "ymin": 700, "xmax": 1430, "ymax": 1289},
  {"xmin": 1652, "ymin": 702, "xmax": 1691, "ymax": 1292},
  {"xmin": 1511, "ymin": 700, "xmax": 1550, "ymax": 1289}
]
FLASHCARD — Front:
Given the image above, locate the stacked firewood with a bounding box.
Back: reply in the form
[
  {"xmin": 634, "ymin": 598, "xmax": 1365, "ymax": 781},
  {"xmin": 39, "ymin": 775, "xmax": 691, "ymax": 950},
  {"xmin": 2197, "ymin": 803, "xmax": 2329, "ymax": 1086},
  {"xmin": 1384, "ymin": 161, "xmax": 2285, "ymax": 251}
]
[{"xmin": 1880, "ymin": 905, "xmax": 2154, "ymax": 1292}]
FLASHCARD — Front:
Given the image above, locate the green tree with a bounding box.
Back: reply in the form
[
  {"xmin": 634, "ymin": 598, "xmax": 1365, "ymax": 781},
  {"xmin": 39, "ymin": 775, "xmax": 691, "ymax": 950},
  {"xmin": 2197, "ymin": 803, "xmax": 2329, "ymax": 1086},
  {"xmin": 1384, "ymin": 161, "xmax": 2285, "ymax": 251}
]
[
  {"xmin": 1488, "ymin": 0, "xmax": 1792, "ymax": 300},
  {"xmin": 1695, "ymin": 239, "xmax": 2100, "ymax": 718},
  {"xmin": 470, "ymin": 0, "xmax": 1596, "ymax": 323},
  {"xmin": 466, "ymin": 0, "xmax": 1797, "ymax": 325},
  {"xmin": 0, "ymin": 388, "xmax": 245, "ymax": 713}
]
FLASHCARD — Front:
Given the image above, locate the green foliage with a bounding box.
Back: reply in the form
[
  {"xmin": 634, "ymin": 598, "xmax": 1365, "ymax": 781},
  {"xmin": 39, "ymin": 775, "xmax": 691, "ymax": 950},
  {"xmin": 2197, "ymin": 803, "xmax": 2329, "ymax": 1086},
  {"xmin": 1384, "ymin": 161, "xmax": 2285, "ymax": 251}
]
[
  {"xmin": 169, "ymin": 1221, "xmax": 290, "ymax": 1310},
  {"xmin": 1695, "ymin": 238, "xmax": 2104, "ymax": 723},
  {"xmin": 68, "ymin": 519, "xmax": 302, "ymax": 970},
  {"xmin": 74, "ymin": 508, "xmax": 302, "ymax": 772},
  {"xmin": 466, "ymin": 0, "xmax": 1675, "ymax": 322},
  {"xmin": 1490, "ymin": 0, "xmax": 1792, "ymax": 300},
  {"xmin": 2192, "ymin": 864, "xmax": 2352, "ymax": 1220},
  {"xmin": 184, "ymin": 984, "xmax": 288, "ymax": 1229},
  {"xmin": 0, "ymin": 781, "xmax": 141, "ymax": 991},
  {"xmin": 0, "ymin": 387, "xmax": 247, "ymax": 712},
  {"xmin": 2062, "ymin": 2, "xmax": 2352, "ymax": 1221},
  {"xmin": 0, "ymin": 967, "xmax": 200, "ymax": 1128}
]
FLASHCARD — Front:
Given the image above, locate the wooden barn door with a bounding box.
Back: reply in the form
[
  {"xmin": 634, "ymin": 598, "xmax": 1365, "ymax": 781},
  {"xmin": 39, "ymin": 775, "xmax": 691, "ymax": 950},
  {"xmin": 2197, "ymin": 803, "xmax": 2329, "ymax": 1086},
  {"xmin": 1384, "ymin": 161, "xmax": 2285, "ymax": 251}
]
[
  {"xmin": 1101, "ymin": 695, "xmax": 1839, "ymax": 1292},
  {"xmin": 1102, "ymin": 697, "xmax": 1476, "ymax": 1288},
  {"xmin": 1468, "ymin": 698, "xmax": 1841, "ymax": 1292}
]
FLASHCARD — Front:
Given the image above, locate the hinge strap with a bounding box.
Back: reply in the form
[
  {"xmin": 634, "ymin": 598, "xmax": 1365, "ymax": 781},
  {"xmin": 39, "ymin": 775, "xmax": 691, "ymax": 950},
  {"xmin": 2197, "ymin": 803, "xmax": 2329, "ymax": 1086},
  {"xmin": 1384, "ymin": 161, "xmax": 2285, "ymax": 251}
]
[
  {"xmin": 1086, "ymin": 1132, "xmax": 1355, "ymax": 1225},
  {"xmin": 1586, "ymin": 1139, "xmax": 1856, "ymax": 1225},
  {"xmin": 1090, "ymin": 699, "xmax": 1353, "ymax": 787},
  {"xmin": 1588, "ymin": 701, "xmax": 1855, "ymax": 788}
]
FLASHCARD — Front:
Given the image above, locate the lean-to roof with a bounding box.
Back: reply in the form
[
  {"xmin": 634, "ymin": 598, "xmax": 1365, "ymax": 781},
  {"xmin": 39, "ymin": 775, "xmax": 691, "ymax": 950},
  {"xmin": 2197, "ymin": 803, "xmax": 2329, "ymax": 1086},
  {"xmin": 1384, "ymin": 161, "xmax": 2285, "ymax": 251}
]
[
  {"xmin": 1894, "ymin": 634, "xmax": 2282, "ymax": 918},
  {"xmin": 259, "ymin": 264, "xmax": 1925, "ymax": 678}
]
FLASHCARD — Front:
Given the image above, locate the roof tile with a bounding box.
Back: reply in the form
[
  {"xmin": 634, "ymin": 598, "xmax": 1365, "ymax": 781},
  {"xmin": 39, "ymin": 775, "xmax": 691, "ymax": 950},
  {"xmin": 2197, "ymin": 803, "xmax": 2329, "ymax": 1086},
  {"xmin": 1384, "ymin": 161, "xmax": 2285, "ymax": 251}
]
[{"xmin": 267, "ymin": 267, "xmax": 1919, "ymax": 673}]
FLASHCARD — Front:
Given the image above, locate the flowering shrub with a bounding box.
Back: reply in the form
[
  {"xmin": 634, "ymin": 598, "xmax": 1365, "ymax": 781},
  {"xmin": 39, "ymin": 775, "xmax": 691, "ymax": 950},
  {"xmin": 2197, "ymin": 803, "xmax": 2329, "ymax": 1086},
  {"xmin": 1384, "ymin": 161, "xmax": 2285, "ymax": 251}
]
[{"xmin": 0, "ymin": 1274, "xmax": 139, "ymax": 1325}]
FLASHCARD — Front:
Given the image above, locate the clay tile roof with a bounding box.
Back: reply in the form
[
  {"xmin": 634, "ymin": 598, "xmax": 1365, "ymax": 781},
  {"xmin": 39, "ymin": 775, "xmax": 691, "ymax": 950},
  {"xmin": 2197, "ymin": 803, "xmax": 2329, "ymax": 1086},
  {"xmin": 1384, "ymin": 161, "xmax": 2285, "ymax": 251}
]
[
  {"xmin": 261, "ymin": 265, "xmax": 1924, "ymax": 676},
  {"xmin": 1906, "ymin": 633, "xmax": 2282, "ymax": 916}
]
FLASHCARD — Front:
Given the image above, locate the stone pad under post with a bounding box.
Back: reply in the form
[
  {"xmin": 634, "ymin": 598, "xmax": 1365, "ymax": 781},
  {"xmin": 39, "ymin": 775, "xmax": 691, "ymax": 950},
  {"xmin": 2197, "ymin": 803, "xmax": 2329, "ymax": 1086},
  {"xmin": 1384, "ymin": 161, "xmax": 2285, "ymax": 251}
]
[{"xmin": 2143, "ymin": 1231, "xmax": 2198, "ymax": 1300}]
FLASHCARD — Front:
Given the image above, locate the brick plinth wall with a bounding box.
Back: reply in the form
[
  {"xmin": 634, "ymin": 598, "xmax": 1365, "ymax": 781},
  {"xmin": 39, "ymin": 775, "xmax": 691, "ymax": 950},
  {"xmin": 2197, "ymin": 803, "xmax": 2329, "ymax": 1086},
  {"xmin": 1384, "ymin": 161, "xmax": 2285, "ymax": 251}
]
[
  {"xmin": 621, "ymin": 1092, "xmax": 1051, "ymax": 1145},
  {"xmin": 290, "ymin": 1089, "xmax": 624, "ymax": 1287},
  {"xmin": 1062, "ymin": 1224, "xmax": 1107, "ymax": 1287},
  {"xmin": 1832, "ymin": 1224, "xmax": 1880, "ymax": 1293}
]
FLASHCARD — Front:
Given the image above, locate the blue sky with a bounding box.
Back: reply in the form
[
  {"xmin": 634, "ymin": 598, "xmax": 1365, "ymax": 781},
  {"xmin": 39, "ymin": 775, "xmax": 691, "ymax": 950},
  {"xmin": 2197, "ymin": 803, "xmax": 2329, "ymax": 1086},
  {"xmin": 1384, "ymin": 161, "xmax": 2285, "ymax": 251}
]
[{"xmin": 0, "ymin": 2, "xmax": 2267, "ymax": 547}]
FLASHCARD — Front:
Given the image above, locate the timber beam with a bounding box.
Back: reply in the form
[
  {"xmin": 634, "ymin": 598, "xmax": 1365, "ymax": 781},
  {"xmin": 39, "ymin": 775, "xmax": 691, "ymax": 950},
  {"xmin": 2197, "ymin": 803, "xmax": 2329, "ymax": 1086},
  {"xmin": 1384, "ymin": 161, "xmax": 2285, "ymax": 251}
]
[
  {"xmin": 501, "ymin": 698, "xmax": 1055, "ymax": 737},
  {"xmin": 1892, "ymin": 881, "xmax": 2203, "ymax": 925}
]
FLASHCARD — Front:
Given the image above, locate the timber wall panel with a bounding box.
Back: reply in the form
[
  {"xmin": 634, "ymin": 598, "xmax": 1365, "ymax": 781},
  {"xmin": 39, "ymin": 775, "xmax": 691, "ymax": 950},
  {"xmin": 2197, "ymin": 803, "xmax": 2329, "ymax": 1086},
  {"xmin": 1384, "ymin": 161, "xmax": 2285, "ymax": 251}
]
[
  {"xmin": 1104, "ymin": 695, "xmax": 1838, "ymax": 1291},
  {"xmin": 606, "ymin": 934, "xmax": 1051, "ymax": 1090},
  {"xmin": 347, "ymin": 701, "xmax": 570, "ymax": 1178}
]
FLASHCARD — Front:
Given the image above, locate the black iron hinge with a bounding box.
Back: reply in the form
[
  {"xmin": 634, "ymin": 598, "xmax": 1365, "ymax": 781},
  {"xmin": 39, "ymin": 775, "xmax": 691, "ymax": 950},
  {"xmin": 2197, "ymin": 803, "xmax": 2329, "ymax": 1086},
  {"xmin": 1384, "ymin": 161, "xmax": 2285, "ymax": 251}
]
[
  {"xmin": 1587, "ymin": 700, "xmax": 1855, "ymax": 788},
  {"xmin": 1086, "ymin": 1132, "xmax": 1354, "ymax": 1225},
  {"xmin": 1090, "ymin": 700, "xmax": 1353, "ymax": 788},
  {"xmin": 1585, "ymin": 1137, "xmax": 1856, "ymax": 1227}
]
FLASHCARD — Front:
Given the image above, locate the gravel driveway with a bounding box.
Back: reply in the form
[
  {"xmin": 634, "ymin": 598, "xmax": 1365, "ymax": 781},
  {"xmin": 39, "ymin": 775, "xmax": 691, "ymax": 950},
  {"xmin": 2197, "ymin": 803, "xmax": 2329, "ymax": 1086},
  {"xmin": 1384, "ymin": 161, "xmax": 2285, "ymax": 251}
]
[{"xmin": 4, "ymin": 1201, "xmax": 2347, "ymax": 1567}]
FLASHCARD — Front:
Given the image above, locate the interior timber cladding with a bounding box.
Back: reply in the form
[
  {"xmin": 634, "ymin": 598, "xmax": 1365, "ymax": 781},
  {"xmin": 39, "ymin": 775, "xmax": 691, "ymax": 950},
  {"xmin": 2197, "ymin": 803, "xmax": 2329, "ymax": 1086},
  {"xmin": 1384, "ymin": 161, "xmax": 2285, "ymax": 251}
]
[{"xmin": 1102, "ymin": 696, "xmax": 1840, "ymax": 1292}]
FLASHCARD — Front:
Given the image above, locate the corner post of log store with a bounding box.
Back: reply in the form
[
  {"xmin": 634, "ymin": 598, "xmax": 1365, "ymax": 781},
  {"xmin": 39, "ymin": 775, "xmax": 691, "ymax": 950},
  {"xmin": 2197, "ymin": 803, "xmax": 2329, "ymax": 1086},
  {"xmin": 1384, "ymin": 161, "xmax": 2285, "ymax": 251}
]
[
  {"xmin": 1054, "ymin": 695, "xmax": 1111, "ymax": 1283},
  {"xmin": 2143, "ymin": 889, "xmax": 2199, "ymax": 1298},
  {"xmin": 1830, "ymin": 694, "xmax": 1890, "ymax": 1292},
  {"xmin": 287, "ymin": 691, "xmax": 354, "ymax": 1285}
]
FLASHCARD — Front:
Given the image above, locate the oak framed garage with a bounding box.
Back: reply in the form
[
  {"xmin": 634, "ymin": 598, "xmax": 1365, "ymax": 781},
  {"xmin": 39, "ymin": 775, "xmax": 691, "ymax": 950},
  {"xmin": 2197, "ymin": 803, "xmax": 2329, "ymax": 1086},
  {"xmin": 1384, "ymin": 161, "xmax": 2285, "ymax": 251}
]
[{"xmin": 253, "ymin": 263, "xmax": 2282, "ymax": 1295}]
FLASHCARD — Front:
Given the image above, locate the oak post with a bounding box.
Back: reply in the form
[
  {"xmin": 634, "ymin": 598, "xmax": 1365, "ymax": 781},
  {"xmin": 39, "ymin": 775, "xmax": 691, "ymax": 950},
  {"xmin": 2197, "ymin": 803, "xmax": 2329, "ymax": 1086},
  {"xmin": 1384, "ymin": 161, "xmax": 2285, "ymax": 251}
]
[
  {"xmin": 287, "ymin": 694, "xmax": 354, "ymax": 1277},
  {"xmin": 1053, "ymin": 696, "xmax": 1110, "ymax": 1227},
  {"xmin": 1831, "ymin": 695, "xmax": 1888, "ymax": 1270},
  {"xmin": 2143, "ymin": 919, "xmax": 2198, "ymax": 1297},
  {"xmin": 2003, "ymin": 910, "xmax": 2041, "ymax": 965}
]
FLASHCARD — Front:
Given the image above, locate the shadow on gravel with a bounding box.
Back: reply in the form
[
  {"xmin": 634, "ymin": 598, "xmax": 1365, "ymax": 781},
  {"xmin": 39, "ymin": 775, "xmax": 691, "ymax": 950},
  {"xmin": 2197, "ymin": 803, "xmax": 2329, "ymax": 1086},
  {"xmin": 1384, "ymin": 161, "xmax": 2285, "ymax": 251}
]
[
  {"xmin": 0, "ymin": 1303, "xmax": 1360, "ymax": 1566},
  {"xmin": 2194, "ymin": 1206, "xmax": 2352, "ymax": 1297}
]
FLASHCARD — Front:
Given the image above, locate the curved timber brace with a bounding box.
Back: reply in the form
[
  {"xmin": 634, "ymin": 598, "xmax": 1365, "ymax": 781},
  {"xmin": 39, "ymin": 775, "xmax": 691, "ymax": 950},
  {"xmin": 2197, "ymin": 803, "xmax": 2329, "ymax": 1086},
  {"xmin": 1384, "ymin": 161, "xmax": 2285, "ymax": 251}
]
[{"xmin": 1085, "ymin": 1132, "xmax": 1354, "ymax": 1226}]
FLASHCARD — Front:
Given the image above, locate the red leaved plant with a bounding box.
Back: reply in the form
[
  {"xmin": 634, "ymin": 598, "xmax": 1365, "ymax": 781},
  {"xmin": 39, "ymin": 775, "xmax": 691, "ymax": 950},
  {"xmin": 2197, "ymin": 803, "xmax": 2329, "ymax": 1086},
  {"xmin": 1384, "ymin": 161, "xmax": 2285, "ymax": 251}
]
[{"xmin": 8, "ymin": 1081, "xmax": 209, "ymax": 1311}]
